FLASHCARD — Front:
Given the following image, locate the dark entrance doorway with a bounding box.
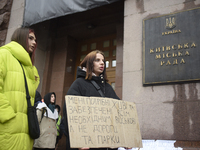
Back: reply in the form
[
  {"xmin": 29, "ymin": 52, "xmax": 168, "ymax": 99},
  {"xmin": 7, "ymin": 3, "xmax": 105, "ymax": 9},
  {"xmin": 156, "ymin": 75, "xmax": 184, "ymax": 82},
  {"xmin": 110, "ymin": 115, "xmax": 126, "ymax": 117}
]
[
  {"xmin": 31, "ymin": 1, "xmax": 124, "ymax": 149},
  {"xmin": 76, "ymin": 34, "xmax": 117, "ymax": 88}
]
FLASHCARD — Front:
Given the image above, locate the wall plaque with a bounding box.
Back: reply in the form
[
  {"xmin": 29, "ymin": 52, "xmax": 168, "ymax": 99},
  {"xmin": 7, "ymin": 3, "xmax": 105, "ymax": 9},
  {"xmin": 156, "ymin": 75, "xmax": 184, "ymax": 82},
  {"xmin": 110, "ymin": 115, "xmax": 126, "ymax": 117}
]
[{"xmin": 143, "ymin": 8, "xmax": 200, "ymax": 85}]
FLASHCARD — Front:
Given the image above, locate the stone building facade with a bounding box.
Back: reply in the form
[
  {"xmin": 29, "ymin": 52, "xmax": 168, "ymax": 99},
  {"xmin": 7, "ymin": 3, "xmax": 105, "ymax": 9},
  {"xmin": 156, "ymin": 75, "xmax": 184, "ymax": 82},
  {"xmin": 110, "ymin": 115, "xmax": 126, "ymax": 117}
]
[
  {"xmin": 2, "ymin": 0, "xmax": 200, "ymax": 149},
  {"xmin": 0, "ymin": 0, "xmax": 12, "ymax": 46}
]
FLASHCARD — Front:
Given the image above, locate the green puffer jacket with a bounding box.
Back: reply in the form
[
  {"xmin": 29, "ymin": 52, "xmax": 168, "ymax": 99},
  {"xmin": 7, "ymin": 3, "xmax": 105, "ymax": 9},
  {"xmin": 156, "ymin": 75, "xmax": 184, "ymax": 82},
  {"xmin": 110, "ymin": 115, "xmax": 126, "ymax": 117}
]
[{"xmin": 0, "ymin": 41, "xmax": 40, "ymax": 150}]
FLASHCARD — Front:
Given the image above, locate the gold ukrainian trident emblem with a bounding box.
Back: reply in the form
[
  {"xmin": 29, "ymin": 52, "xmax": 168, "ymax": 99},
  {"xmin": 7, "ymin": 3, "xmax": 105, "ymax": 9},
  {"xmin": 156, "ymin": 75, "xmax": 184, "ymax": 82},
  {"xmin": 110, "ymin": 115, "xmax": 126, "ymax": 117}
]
[{"xmin": 165, "ymin": 16, "xmax": 176, "ymax": 29}]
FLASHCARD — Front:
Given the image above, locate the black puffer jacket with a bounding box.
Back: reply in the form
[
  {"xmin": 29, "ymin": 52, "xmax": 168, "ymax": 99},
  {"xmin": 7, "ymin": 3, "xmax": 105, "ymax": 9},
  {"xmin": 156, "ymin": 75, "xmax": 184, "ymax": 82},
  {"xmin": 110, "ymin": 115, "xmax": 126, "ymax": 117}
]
[
  {"xmin": 67, "ymin": 67, "xmax": 119, "ymax": 99},
  {"xmin": 63, "ymin": 67, "xmax": 119, "ymax": 150},
  {"xmin": 34, "ymin": 91, "xmax": 42, "ymax": 107}
]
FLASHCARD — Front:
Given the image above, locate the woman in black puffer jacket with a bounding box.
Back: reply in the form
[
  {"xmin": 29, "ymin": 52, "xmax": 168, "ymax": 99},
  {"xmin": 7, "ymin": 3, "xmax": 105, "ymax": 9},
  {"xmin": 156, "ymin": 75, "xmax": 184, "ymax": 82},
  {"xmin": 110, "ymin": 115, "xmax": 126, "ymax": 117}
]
[{"xmin": 62, "ymin": 50, "xmax": 120, "ymax": 150}]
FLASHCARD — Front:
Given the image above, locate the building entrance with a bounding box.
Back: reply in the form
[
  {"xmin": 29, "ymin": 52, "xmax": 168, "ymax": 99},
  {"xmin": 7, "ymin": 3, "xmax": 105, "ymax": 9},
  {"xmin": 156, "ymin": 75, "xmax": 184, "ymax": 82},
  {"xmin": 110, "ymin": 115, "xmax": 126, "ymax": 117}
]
[{"xmin": 75, "ymin": 34, "xmax": 117, "ymax": 90}]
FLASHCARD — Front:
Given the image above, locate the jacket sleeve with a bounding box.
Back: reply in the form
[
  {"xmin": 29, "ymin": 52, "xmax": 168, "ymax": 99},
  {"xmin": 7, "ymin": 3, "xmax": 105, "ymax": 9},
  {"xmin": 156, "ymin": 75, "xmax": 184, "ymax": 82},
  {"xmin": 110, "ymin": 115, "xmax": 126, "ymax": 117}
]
[
  {"xmin": 36, "ymin": 109, "xmax": 43, "ymax": 124},
  {"xmin": 66, "ymin": 79, "xmax": 82, "ymax": 96},
  {"xmin": 0, "ymin": 53, "xmax": 16, "ymax": 123},
  {"xmin": 36, "ymin": 102, "xmax": 47, "ymax": 124},
  {"xmin": 105, "ymin": 83, "xmax": 120, "ymax": 100},
  {"xmin": 59, "ymin": 116, "xmax": 67, "ymax": 137}
]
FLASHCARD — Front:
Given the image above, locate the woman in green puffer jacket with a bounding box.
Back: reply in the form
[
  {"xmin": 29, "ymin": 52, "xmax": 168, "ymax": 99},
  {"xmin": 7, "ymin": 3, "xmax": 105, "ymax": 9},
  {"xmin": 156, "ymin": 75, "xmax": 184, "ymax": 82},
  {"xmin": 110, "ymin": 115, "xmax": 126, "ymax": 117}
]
[{"xmin": 0, "ymin": 27, "xmax": 40, "ymax": 150}]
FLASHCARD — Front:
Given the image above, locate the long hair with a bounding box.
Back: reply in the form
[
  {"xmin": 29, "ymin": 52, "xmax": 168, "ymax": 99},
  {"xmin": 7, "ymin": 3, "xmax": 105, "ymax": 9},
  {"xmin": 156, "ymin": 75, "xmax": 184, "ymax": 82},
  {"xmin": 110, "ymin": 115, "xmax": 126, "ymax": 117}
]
[
  {"xmin": 80, "ymin": 50, "xmax": 108, "ymax": 81},
  {"xmin": 11, "ymin": 27, "xmax": 37, "ymax": 65}
]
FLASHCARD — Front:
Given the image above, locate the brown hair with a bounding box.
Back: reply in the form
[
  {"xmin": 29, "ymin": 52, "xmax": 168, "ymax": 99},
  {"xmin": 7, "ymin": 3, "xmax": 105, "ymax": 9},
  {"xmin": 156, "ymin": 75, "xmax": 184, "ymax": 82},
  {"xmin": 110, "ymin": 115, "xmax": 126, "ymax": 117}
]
[
  {"xmin": 80, "ymin": 50, "xmax": 108, "ymax": 81},
  {"xmin": 11, "ymin": 27, "xmax": 37, "ymax": 65}
]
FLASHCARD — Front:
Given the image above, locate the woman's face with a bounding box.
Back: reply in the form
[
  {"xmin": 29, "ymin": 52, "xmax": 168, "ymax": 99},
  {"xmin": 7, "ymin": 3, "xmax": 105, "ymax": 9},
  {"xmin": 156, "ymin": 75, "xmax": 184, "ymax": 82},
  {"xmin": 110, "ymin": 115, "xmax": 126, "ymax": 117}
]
[
  {"xmin": 27, "ymin": 32, "xmax": 36, "ymax": 54},
  {"xmin": 50, "ymin": 94, "xmax": 55, "ymax": 104},
  {"xmin": 93, "ymin": 53, "xmax": 105, "ymax": 76}
]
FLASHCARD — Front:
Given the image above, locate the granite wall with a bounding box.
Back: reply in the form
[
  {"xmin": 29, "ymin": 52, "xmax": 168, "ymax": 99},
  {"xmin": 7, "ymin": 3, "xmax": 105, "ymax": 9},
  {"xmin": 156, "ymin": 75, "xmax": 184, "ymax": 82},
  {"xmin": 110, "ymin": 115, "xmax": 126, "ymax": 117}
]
[
  {"xmin": 123, "ymin": 0, "xmax": 200, "ymax": 148},
  {"xmin": 0, "ymin": 0, "xmax": 12, "ymax": 46}
]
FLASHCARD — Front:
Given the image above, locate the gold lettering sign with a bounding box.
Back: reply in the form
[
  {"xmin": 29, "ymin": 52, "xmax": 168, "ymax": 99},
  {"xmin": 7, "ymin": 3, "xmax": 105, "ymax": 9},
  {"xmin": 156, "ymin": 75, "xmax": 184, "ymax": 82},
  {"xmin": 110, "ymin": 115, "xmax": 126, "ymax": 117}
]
[
  {"xmin": 149, "ymin": 42, "xmax": 195, "ymax": 54},
  {"xmin": 149, "ymin": 42, "xmax": 195, "ymax": 66},
  {"xmin": 143, "ymin": 7, "xmax": 200, "ymax": 84}
]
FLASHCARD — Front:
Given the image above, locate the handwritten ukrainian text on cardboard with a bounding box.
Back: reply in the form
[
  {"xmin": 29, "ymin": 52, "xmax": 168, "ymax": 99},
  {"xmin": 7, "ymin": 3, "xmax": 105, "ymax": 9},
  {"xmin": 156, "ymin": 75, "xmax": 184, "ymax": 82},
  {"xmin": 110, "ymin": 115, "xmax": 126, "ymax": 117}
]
[{"xmin": 65, "ymin": 95, "xmax": 142, "ymax": 148}]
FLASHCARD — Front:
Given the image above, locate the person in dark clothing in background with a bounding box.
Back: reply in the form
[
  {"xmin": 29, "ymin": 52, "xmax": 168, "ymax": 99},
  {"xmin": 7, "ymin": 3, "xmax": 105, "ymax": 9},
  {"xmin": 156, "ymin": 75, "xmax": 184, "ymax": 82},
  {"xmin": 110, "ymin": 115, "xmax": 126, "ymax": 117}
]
[
  {"xmin": 63, "ymin": 50, "xmax": 120, "ymax": 150},
  {"xmin": 34, "ymin": 91, "xmax": 42, "ymax": 107},
  {"xmin": 55, "ymin": 104, "xmax": 63, "ymax": 147},
  {"xmin": 34, "ymin": 92, "xmax": 58, "ymax": 150}
]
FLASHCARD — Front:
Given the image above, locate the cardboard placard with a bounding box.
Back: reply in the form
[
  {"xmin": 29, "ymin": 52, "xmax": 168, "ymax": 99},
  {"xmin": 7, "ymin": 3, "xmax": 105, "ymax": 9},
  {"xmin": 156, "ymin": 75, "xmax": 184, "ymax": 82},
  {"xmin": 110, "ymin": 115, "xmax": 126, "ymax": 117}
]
[{"xmin": 65, "ymin": 95, "xmax": 142, "ymax": 148}]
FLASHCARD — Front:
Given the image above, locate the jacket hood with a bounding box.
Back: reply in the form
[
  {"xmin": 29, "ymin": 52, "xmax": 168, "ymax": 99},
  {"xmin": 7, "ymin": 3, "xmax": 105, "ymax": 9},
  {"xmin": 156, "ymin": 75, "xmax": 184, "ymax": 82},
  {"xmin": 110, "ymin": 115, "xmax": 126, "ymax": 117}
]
[
  {"xmin": 76, "ymin": 67, "xmax": 103, "ymax": 81},
  {"xmin": 1, "ymin": 41, "xmax": 32, "ymax": 66},
  {"xmin": 76, "ymin": 67, "xmax": 86, "ymax": 79},
  {"xmin": 35, "ymin": 91, "xmax": 42, "ymax": 103},
  {"xmin": 44, "ymin": 92, "xmax": 56, "ymax": 106}
]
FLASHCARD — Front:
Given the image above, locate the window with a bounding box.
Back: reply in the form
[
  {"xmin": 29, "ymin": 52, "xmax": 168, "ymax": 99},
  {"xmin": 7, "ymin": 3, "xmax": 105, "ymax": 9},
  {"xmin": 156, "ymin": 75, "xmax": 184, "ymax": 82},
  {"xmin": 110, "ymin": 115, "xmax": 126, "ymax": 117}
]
[
  {"xmin": 104, "ymin": 51, "xmax": 109, "ymax": 57},
  {"xmin": 81, "ymin": 45, "xmax": 87, "ymax": 51},
  {"xmin": 106, "ymin": 61, "xmax": 109, "ymax": 68},
  {"xmin": 80, "ymin": 55, "xmax": 86, "ymax": 61},
  {"xmin": 113, "ymin": 39, "xmax": 116, "ymax": 46},
  {"xmin": 103, "ymin": 40, "xmax": 110, "ymax": 47},
  {"xmin": 112, "ymin": 60, "xmax": 116, "ymax": 67},
  {"xmin": 112, "ymin": 49, "xmax": 116, "ymax": 56},
  {"xmin": 90, "ymin": 43, "xmax": 96, "ymax": 50},
  {"xmin": 111, "ymin": 82, "xmax": 115, "ymax": 90}
]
